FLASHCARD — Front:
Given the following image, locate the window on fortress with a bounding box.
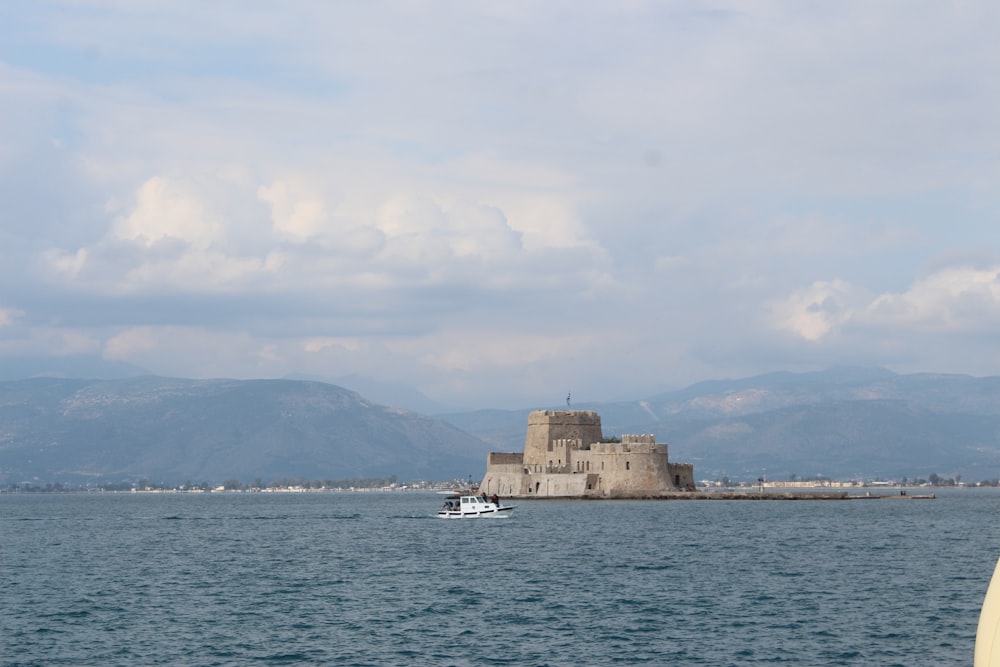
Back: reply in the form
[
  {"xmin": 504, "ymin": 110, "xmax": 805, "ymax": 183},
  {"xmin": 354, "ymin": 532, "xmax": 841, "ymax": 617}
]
[{"xmin": 626, "ymin": 461, "xmax": 630, "ymax": 470}]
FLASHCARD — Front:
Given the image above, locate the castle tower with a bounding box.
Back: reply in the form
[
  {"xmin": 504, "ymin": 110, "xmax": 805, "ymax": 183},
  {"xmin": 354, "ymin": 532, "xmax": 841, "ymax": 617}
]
[{"xmin": 522, "ymin": 410, "xmax": 604, "ymax": 468}]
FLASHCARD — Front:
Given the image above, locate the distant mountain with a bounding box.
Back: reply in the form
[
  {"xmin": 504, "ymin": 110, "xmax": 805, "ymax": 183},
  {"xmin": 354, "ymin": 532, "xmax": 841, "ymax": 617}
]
[
  {"xmin": 282, "ymin": 372, "xmax": 460, "ymax": 415},
  {"xmin": 0, "ymin": 377, "xmax": 491, "ymax": 486},
  {"xmin": 5, "ymin": 368, "xmax": 1000, "ymax": 487},
  {"xmin": 330, "ymin": 374, "xmax": 461, "ymax": 415},
  {"xmin": 439, "ymin": 368, "xmax": 1000, "ymax": 482}
]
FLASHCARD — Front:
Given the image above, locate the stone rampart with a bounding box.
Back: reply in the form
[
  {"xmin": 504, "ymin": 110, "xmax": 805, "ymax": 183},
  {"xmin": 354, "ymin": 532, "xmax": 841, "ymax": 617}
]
[{"xmin": 479, "ymin": 409, "xmax": 694, "ymax": 498}]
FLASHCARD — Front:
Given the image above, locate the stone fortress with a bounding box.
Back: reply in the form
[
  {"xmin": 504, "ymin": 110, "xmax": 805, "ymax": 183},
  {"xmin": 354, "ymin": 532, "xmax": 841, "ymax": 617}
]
[{"xmin": 478, "ymin": 410, "xmax": 694, "ymax": 498}]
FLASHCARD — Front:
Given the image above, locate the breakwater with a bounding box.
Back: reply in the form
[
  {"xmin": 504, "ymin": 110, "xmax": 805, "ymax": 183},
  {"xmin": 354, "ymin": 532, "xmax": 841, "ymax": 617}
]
[{"xmin": 531, "ymin": 491, "xmax": 936, "ymax": 500}]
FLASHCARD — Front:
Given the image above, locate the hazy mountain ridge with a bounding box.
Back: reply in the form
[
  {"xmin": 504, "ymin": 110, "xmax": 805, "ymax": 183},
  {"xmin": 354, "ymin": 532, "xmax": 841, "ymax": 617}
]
[
  {"xmin": 0, "ymin": 377, "xmax": 491, "ymax": 485},
  {"xmin": 641, "ymin": 369, "xmax": 1000, "ymax": 419},
  {"xmin": 4, "ymin": 368, "xmax": 1000, "ymax": 486}
]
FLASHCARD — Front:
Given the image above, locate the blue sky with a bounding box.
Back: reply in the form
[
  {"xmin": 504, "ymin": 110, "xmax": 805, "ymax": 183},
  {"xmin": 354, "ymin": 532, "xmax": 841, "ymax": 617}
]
[{"xmin": 1, "ymin": 1, "xmax": 999, "ymax": 409}]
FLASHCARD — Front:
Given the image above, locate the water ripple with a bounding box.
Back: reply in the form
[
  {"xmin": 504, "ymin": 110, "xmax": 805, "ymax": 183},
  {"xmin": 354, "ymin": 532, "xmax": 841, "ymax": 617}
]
[{"xmin": 2, "ymin": 491, "xmax": 999, "ymax": 665}]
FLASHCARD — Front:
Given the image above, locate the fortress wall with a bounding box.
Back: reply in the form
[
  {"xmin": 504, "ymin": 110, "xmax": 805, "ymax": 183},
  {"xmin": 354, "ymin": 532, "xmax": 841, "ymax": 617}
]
[
  {"xmin": 523, "ymin": 410, "xmax": 603, "ymax": 467},
  {"xmin": 478, "ymin": 470, "xmax": 529, "ymax": 496},
  {"xmin": 480, "ymin": 452, "xmax": 525, "ymax": 495},
  {"xmin": 588, "ymin": 450, "xmax": 672, "ymax": 493},
  {"xmin": 488, "ymin": 452, "xmax": 523, "ymax": 466},
  {"xmin": 668, "ymin": 463, "xmax": 695, "ymax": 490},
  {"xmin": 519, "ymin": 472, "xmax": 590, "ymax": 498},
  {"xmin": 479, "ymin": 470, "xmax": 591, "ymax": 497},
  {"xmin": 482, "ymin": 454, "xmax": 688, "ymax": 497}
]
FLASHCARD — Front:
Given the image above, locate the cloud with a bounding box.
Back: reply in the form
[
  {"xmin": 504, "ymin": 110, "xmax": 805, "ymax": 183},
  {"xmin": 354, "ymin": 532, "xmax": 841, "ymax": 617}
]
[
  {"xmin": 2, "ymin": 2, "xmax": 1000, "ymax": 406},
  {"xmin": 374, "ymin": 193, "xmax": 524, "ymax": 265},
  {"xmin": 257, "ymin": 179, "xmax": 330, "ymax": 242},
  {"xmin": 0, "ymin": 308, "xmax": 21, "ymax": 328},
  {"xmin": 773, "ymin": 265, "xmax": 1000, "ymax": 343},
  {"xmin": 39, "ymin": 157, "xmax": 608, "ymax": 299},
  {"xmin": 113, "ymin": 176, "xmax": 225, "ymax": 247},
  {"xmin": 867, "ymin": 266, "xmax": 1000, "ymax": 332},
  {"xmin": 771, "ymin": 279, "xmax": 867, "ymax": 342}
]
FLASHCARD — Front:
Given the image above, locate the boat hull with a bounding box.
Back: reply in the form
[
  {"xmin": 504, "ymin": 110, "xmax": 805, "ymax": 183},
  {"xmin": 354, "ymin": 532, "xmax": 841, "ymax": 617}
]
[
  {"xmin": 437, "ymin": 494, "xmax": 514, "ymax": 518},
  {"xmin": 436, "ymin": 505, "xmax": 514, "ymax": 519}
]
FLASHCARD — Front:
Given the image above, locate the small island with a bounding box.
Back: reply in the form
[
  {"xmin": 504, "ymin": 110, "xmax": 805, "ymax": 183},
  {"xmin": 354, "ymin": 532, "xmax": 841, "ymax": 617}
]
[
  {"xmin": 477, "ymin": 410, "xmax": 934, "ymax": 501},
  {"xmin": 478, "ymin": 409, "xmax": 694, "ymax": 498}
]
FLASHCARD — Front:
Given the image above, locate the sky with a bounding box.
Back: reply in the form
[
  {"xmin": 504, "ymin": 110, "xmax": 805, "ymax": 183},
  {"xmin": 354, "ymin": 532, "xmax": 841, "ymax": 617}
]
[{"xmin": 1, "ymin": 1, "xmax": 999, "ymax": 409}]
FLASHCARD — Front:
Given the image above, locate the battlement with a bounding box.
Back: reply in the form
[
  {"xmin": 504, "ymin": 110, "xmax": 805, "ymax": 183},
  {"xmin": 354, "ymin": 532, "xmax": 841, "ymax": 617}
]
[
  {"xmin": 589, "ymin": 433, "xmax": 666, "ymax": 454},
  {"xmin": 529, "ymin": 409, "xmax": 601, "ymax": 421},
  {"xmin": 591, "ymin": 440, "xmax": 666, "ymax": 454},
  {"xmin": 552, "ymin": 438, "xmax": 584, "ymax": 450},
  {"xmin": 622, "ymin": 434, "xmax": 656, "ymax": 446}
]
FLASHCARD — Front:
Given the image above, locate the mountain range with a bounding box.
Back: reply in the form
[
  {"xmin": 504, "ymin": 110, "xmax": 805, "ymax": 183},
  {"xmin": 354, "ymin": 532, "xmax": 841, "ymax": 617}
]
[
  {"xmin": 0, "ymin": 377, "xmax": 490, "ymax": 486},
  {"xmin": 3, "ymin": 367, "xmax": 1000, "ymax": 486}
]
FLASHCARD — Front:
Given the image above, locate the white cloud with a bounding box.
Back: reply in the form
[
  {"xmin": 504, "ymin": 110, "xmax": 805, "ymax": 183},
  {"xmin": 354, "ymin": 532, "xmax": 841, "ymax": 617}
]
[
  {"xmin": 114, "ymin": 176, "xmax": 225, "ymax": 248},
  {"xmin": 771, "ymin": 279, "xmax": 865, "ymax": 342},
  {"xmin": 42, "ymin": 248, "xmax": 89, "ymax": 281},
  {"xmin": 773, "ymin": 266, "xmax": 1000, "ymax": 343},
  {"xmin": 121, "ymin": 248, "xmax": 267, "ymax": 292},
  {"xmin": 257, "ymin": 179, "xmax": 329, "ymax": 242},
  {"xmin": 374, "ymin": 193, "xmax": 524, "ymax": 264},
  {"xmin": 867, "ymin": 266, "xmax": 1000, "ymax": 332}
]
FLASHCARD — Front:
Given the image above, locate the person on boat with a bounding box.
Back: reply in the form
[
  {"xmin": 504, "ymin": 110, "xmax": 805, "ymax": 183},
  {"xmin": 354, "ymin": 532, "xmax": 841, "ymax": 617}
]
[{"xmin": 491, "ymin": 494, "xmax": 499, "ymax": 507}]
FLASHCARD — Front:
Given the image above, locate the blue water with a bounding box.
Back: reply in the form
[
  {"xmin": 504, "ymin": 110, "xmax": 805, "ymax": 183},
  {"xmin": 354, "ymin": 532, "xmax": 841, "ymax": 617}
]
[{"xmin": 2, "ymin": 490, "xmax": 999, "ymax": 666}]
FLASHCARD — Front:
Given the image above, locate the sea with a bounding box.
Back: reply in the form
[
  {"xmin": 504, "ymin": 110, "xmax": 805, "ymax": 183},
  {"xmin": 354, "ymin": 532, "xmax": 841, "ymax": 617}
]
[{"xmin": 3, "ymin": 489, "xmax": 999, "ymax": 666}]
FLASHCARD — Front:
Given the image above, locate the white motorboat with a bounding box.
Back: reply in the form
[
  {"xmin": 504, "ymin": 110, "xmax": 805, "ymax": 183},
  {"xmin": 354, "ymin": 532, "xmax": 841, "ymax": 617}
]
[{"xmin": 437, "ymin": 494, "xmax": 514, "ymax": 518}]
